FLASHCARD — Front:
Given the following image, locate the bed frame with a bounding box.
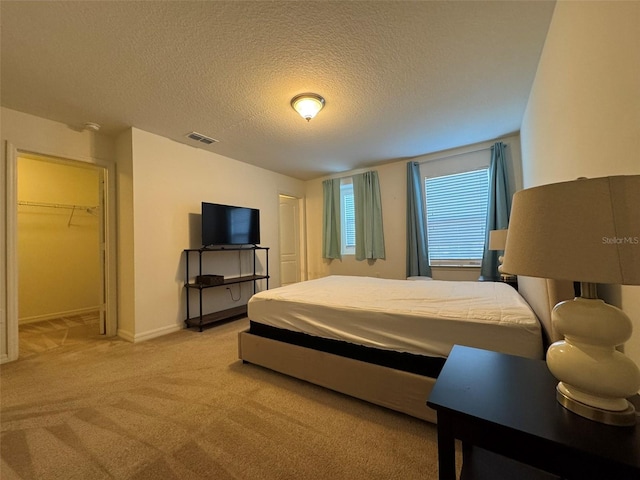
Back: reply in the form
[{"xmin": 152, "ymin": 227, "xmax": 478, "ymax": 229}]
[{"xmin": 237, "ymin": 276, "xmax": 575, "ymax": 423}]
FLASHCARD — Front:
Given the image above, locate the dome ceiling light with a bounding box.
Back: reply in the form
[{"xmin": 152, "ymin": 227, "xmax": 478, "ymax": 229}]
[{"xmin": 291, "ymin": 93, "xmax": 325, "ymax": 121}]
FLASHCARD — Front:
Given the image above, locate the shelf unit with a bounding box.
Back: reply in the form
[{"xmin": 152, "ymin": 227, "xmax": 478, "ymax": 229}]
[{"xmin": 184, "ymin": 245, "xmax": 269, "ymax": 331}]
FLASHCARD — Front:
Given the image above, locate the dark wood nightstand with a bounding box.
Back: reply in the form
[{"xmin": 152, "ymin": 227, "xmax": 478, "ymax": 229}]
[{"xmin": 427, "ymin": 345, "xmax": 640, "ymax": 480}]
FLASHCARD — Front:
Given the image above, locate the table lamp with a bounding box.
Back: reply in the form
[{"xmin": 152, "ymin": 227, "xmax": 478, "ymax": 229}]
[{"xmin": 501, "ymin": 175, "xmax": 640, "ymax": 426}]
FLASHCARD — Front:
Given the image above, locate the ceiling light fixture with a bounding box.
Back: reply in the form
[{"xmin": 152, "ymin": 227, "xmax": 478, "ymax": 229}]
[{"xmin": 291, "ymin": 93, "xmax": 325, "ymax": 121}]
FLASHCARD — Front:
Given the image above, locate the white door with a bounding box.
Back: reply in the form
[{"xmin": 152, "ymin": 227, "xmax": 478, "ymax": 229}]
[{"xmin": 279, "ymin": 195, "xmax": 301, "ymax": 287}]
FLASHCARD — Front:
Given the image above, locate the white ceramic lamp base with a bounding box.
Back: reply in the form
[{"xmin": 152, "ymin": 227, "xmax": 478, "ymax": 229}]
[{"xmin": 546, "ymin": 295, "xmax": 640, "ymax": 426}]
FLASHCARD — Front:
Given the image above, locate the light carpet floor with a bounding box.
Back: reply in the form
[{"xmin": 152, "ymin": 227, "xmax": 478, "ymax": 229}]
[
  {"xmin": 17, "ymin": 312, "xmax": 102, "ymax": 359},
  {"xmin": 1, "ymin": 318, "xmax": 458, "ymax": 479}
]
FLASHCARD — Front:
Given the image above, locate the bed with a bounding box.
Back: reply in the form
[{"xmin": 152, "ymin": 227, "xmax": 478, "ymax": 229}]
[{"xmin": 237, "ymin": 275, "xmax": 574, "ymax": 422}]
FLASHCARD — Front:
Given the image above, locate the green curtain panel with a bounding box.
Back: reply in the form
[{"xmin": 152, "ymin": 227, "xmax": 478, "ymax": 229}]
[
  {"xmin": 353, "ymin": 171, "xmax": 385, "ymax": 261},
  {"xmin": 480, "ymin": 142, "xmax": 512, "ymax": 279},
  {"xmin": 322, "ymin": 178, "xmax": 342, "ymax": 259},
  {"xmin": 406, "ymin": 161, "xmax": 432, "ymax": 277}
]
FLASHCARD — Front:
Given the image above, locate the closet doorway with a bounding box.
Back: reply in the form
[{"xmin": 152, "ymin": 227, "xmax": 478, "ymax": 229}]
[{"xmin": 16, "ymin": 153, "xmax": 107, "ymax": 357}]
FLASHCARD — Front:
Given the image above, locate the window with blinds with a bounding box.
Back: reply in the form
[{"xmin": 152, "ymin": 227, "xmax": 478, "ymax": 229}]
[
  {"xmin": 425, "ymin": 168, "xmax": 489, "ymax": 266},
  {"xmin": 340, "ymin": 180, "xmax": 355, "ymax": 255}
]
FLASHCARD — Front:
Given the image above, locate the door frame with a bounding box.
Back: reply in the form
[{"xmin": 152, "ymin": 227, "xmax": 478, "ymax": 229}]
[{"xmin": 3, "ymin": 142, "xmax": 117, "ymax": 362}]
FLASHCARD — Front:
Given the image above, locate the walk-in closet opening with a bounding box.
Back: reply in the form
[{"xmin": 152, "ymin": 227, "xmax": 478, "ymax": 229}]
[{"xmin": 16, "ymin": 153, "xmax": 107, "ymax": 357}]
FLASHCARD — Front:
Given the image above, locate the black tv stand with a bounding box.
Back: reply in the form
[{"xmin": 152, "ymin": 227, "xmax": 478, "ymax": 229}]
[{"xmin": 183, "ymin": 245, "xmax": 269, "ymax": 331}]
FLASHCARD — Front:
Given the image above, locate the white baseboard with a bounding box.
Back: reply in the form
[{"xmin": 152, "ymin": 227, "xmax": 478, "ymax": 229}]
[
  {"xmin": 117, "ymin": 323, "xmax": 182, "ymax": 343},
  {"xmin": 116, "ymin": 328, "xmax": 135, "ymax": 343},
  {"xmin": 19, "ymin": 306, "xmax": 101, "ymax": 325}
]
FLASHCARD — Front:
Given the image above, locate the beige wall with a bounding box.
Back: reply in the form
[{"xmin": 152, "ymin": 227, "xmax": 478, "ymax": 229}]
[
  {"xmin": 305, "ymin": 135, "xmax": 522, "ymax": 281},
  {"xmin": 115, "ymin": 129, "xmax": 136, "ymax": 339},
  {"xmin": 520, "ymin": 1, "xmax": 640, "ymax": 370},
  {"xmin": 306, "ymin": 159, "xmax": 407, "ymax": 280},
  {"xmin": 17, "ymin": 156, "xmax": 101, "ymax": 321},
  {"xmin": 120, "ymin": 128, "xmax": 306, "ymax": 341}
]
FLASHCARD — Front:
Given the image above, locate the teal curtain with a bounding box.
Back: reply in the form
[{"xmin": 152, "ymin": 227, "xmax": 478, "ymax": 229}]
[
  {"xmin": 406, "ymin": 161, "xmax": 432, "ymax": 277},
  {"xmin": 322, "ymin": 178, "xmax": 342, "ymax": 259},
  {"xmin": 353, "ymin": 171, "xmax": 385, "ymax": 261},
  {"xmin": 480, "ymin": 142, "xmax": 511, "ymax": 279}
]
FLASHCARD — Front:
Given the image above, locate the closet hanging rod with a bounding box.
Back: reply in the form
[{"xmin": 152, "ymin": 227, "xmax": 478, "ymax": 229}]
[{"xmin": 17, "ymin": 200, "xmax": 99, "ymax": 211}]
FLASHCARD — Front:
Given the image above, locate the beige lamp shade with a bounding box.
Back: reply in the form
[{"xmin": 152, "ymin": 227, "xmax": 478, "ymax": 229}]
[
  {"xmin": 488, "ymin": 229, "xmax": 508, "ymax": 251},
  {"xmin": 501, "ymin": 175, "xmax": 640, "ymax": 285}
]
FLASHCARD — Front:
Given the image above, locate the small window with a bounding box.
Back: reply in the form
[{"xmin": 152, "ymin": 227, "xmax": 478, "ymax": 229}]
[
  {"xmin": 340, "ymin": 179, "xmax": 355, "ymax": 255},
  {"xmin": 425, "ymin": 169, "xmax": 489, "ymax": 266}
]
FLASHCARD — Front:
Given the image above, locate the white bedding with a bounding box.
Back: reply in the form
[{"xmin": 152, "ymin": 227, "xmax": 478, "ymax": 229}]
[{"xmin": 248, "ymin": 275, "xmax": 543, "ymax": 359}]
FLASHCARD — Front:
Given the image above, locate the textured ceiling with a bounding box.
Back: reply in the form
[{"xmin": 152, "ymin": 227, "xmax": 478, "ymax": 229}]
[{"xmin": 1, "ymin": 1, "xmax": 556, "ymax": 180}]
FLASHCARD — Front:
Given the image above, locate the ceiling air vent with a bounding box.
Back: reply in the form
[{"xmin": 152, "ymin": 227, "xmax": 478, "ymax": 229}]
[{"xmin": 186, "ymin": 131, "xmax": 218, "ymax": 145}]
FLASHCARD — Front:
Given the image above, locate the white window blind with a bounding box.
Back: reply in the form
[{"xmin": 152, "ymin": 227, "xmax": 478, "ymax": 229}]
[
  {"xmin": 425, "ymin": 169, "xmax": 489, "ymax": 266},
  {"xmin": 340, "ymin": 180, "xmax": 355, "ymax": 254}
]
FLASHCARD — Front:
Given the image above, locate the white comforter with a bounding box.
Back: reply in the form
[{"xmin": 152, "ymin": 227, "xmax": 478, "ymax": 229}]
[{"xmin": 248, "ymin": 275, "xmax": 543, "ymax": 359}]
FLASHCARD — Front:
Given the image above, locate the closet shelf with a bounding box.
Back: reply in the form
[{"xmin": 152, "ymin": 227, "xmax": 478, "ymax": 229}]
[
  {"xmin": 18, "ymin": 200, "xmax": 99, "ymax": 211},
  {"xmin": 18, "ymin": 200, "xmax": 99, "ymax": 227}
]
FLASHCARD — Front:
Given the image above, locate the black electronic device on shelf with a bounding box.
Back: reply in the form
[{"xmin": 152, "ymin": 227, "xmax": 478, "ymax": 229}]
[{"xmin": 195, "ymin": 274, "xmax": 224, "ymax": 286}]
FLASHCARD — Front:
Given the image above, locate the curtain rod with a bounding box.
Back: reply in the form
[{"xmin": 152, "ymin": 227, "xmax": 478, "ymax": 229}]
[
  {"xmin": 325, "ymin": 141, "xmax": 503, "ymax": 180},
  {"xmin": 323, "ymin": 168, "xmax": 377, "ymax": 182},
  {"xmin": 417, "ymin": 145, "xmax": 494, "ymax": 165}
]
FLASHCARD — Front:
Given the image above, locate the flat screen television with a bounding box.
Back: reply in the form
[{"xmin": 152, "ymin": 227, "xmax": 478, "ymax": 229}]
[{"xmin": 201, "ymin": 202, "xmax": 260, "ymax": 247}]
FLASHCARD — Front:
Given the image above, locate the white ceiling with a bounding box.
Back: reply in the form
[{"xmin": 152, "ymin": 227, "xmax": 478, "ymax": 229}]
[{"xmin": 1, "ymin": 1, "xmax": 556, "ymax": 180}]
